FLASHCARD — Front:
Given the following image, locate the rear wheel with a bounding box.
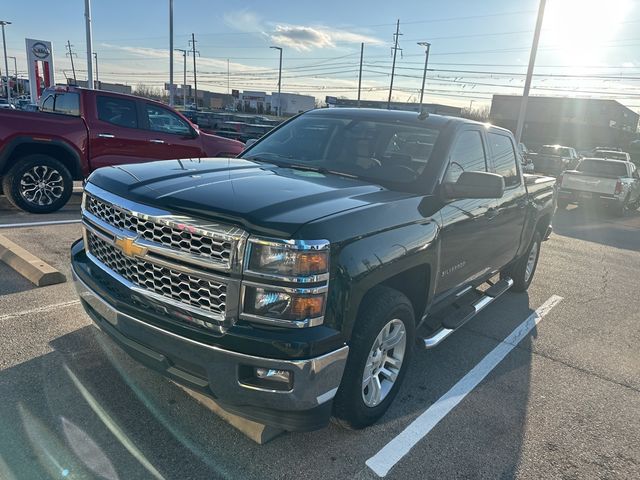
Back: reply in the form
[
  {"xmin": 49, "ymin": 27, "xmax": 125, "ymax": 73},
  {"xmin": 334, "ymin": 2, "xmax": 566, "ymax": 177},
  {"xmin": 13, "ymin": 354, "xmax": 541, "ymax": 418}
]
[
  {"xmin": 1, "ymin": 155, "xmax": 73, "ymax": 213},
  {"xmin": 501, "ymin": 231, "xmax": 542, "ymax": 292},
  {"xmin": 333, "ymin": 286, "xmax": 415, "ymax": 429},
  {"xmin": 556, "ymin": 198, "xmax": 569, "ymax": 209}
]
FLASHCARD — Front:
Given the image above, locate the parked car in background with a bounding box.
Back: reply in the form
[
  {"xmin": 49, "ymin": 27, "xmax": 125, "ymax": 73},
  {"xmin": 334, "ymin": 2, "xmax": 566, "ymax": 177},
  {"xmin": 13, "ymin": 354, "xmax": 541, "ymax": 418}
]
[
  {"xmin": 0, "ymin": 86, "xmax": 244, "ymax": 213},
  {"xmin": 0, "ymin": 99, "xmax": 15, "ymax": 110},
  {"xmin": 530, "ymin": 144, "xmax": 580, "ymax": 176},
  {"xmin": 592, "ymin": 149, "xmax": 631, "ymax": 162},
  {"xmin": 71, "ymin": 108, "xmax": 555, "ymax": 431},
  {"xmin": 557, "ymin": 158, "xmax": 640, "ymax": 216}
]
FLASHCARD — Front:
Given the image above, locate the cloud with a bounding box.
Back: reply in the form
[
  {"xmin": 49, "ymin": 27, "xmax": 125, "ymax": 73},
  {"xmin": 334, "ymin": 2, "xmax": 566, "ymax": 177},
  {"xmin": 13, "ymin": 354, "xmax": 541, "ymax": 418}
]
[{"xmin": 222, "ymin": 9, "xmax": 382, "ymax": 51}]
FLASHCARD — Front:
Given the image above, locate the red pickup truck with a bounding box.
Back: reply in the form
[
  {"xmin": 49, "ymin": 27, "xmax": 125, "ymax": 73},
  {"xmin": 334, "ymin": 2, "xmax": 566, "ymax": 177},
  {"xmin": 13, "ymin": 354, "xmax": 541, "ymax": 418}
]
[{"xmin": 0, "ymin": 86, "xmax": 244, "ymax": 213}]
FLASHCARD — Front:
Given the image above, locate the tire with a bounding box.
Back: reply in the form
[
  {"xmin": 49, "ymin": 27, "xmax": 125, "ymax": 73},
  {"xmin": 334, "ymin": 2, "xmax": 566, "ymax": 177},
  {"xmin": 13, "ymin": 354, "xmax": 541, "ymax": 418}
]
[
  {"xmin": 556, "ymin": 199, "xmax": 569, "ymax": 210},
  {"xmin": 501, "ymin": 231, "xmax": 542, "ymax": 293},
  {"xmin": 611, "ymin": 198, "xmax": 629, "ymax": 217},
  {"xmin": 333, "ymin": 286, "xmax": 415, "ymax": 430},
  {"xmin": 1, "ymin": 154, "xmax": 73, "ymax": 213}
]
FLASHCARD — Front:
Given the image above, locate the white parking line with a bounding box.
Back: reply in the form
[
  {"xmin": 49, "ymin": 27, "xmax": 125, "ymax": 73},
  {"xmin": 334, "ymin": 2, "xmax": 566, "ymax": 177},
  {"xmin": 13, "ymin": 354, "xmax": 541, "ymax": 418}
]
[
  {"xmin": 365, "ymin": 294, "xmax": 564, "ymax": 478},
  {"xmin": 0, "ymin": 219, "xmax": 81, "ymax": 229}
]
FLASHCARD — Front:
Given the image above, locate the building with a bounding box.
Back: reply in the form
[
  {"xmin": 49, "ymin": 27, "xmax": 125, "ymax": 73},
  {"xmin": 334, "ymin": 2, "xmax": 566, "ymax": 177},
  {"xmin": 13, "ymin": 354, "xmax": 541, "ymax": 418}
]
[
  {"xmin": 325, "ymin": 97, "xmax": 463, "ymax": 116},
  {"xmin": 490, "ymin": 95, "xmax": 639, "ymax": 150},
  {"xmin": 72, "ymin": 79, "xmax": 132, "ymax": 95},
  {"xmin": 235, "ymin": 91, "xmax": 315, "ymax": 115}
]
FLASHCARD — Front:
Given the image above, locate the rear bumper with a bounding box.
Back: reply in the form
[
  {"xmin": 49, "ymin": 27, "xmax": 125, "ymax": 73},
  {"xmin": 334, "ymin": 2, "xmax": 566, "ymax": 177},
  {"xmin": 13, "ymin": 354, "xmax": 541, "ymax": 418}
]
[
  {"xmin": 557, "ymin": 188, "xmax": 622, "ymax": 205},
  {"xmin": 72, "ymin": 266, "xmax": 349, "ymax": 432}
]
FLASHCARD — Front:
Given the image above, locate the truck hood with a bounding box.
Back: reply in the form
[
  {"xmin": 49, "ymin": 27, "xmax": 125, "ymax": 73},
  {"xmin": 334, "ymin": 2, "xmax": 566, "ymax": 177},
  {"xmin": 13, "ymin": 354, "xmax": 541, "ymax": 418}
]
[{"xmin": 87, "ymin": 158, "xmax": 411, "ymax": 237}]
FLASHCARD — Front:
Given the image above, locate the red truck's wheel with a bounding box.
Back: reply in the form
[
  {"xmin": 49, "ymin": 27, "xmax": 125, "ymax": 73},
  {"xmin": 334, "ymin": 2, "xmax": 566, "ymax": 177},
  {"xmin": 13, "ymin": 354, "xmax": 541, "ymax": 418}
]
[
  {"xmin": 2, "ymin": 155, "xmax": 73, "ymax": 214},
  {"xmin": 333, "ymin": 286, "xmax": 415, "ymax": 429}
]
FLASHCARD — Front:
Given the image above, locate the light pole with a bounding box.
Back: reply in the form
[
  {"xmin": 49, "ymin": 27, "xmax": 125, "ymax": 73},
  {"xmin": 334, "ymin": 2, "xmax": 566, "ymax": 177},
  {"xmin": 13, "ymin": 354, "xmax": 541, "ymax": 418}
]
[
  {"xmin": 0, "ymin": 20, "xmax": 11, "ymax": 103},
  {"xmin": 84, "ymin": 0, "xmax": 94, "ymax": 89},
  {"xmin": 417, "ymin": 41, "xmax": 430, "ymax": 113},
  {"xmin": 270, "ymin": 46, "xmax": 282, "ymax": 116},
  {"xmin": 169, "ymin": 0, "xmax": 174, "ymax": 106},
  {"xmin": 515, "ymin": 0, "xmax": 547, "ymax": 143},
  {"xmin": 175, "ymin": 48, "xmax": 187, "ymax": 106},
  {"xmin": 8, "ymin": 56, "xmax": 17, "ymax": 95},
  {"xmin": 93, "ymin": 52, "xmax": 99, "ymax": 87}
]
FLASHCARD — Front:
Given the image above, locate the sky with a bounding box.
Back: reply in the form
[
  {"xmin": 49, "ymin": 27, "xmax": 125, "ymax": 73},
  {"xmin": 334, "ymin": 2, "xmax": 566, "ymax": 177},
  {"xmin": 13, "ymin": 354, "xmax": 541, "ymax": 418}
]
[{"xmin": 2, "ymin": 0, "xmax": 640, "ymax": 110}]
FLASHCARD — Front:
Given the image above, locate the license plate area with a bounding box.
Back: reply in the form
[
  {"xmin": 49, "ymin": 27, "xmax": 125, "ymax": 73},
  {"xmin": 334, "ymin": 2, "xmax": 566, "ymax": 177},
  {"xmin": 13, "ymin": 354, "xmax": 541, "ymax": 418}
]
[{"xmin": 578, "ymin": 192, "xmax": 593, "ymax": 199}]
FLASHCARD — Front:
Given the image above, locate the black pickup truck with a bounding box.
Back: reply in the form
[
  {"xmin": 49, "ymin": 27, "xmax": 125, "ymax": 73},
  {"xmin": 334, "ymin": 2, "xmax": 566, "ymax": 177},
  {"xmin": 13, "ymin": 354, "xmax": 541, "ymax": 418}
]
[{"xmin": 71, "ymin": 109, "xmax": 555, "ymax": 431}]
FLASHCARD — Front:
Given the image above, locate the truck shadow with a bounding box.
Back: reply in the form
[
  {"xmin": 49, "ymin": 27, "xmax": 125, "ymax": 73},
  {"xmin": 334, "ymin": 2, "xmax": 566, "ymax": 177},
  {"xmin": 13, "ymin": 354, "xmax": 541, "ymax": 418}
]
[
  {"xmin": 552, "ymin": 204, "xmax": 640, "ymax": 251},
  {"xmin": 0, "ymin": 293, "xmax": 538, "ymax": 479}
]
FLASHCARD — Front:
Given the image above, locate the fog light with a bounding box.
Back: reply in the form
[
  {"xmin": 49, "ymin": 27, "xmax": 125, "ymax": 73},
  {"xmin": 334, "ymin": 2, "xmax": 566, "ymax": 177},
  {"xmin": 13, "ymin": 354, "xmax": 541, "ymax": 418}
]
[{"xmin": 255, "ymin": 368, "xmax": 291, "ymax": 384}]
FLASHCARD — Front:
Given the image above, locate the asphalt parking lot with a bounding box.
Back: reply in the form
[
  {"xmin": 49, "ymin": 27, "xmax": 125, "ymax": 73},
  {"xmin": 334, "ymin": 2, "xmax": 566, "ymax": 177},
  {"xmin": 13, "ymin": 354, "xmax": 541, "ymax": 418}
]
[{"xmin": 0, "ymin": 193, "xmax": 638, "ymax": 480}]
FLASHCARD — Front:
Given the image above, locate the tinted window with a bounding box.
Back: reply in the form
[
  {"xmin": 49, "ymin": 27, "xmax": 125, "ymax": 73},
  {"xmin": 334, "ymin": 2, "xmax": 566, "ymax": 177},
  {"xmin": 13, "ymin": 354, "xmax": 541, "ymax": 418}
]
[
  {"xmin": 594, "ymin": 151, "xmax": 628, "ymax": 161},
  {"xmin": 577, "ymin": 159, "xmax": 628, "ymax": 177},
  {"xmin": 444, "ymin": 130, "xmax": 486, "ymax": 183},
  {"xmin": 97, "ymin": 96, "xmax": 138, "ymax": 128},
  {"xmin": 488, "ymin": 132, "xmax": 519, "ymax": 187},
  {"xmin": 145, "ymin": 104, "xmax": 191, "ymax": 135},
  {"xmin": 244, "ymin": 114, "xmax": 441, "ymax": 186},
  {"xmin": 40, "ymin": 95, "xmax": 54, "ymax": 112},
  {"xmin": 53, "ymin": 92, "xmax": 80, "ymax": 116}
]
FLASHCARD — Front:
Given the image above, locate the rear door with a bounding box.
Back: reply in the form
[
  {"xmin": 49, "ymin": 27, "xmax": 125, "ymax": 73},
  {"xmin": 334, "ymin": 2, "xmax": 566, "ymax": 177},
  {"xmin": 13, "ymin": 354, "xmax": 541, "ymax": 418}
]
[
  {"xmin": 88, "ymin": 94, "xmax": 158, "ymax": 169},
  {"xmin": 486, "ymin": 131, "xmax": 528, "ymax": 269},
  {"xmin": 436, "ymin": 128, "xmax": 498, "ymax": 295},
  {"xmin": 141, "ymin": 103, "xmax": 204, "ymax": 159}
]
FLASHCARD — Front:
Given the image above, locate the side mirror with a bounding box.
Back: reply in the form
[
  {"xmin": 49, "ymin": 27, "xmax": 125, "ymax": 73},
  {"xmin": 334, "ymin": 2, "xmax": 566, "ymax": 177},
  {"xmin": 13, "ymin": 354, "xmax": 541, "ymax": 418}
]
[
  {"xmin": 245, "ymin": 138, "xmax": 258, "ymax": 148},
  {"xmin": 442, "ymin": 171, "xmax": 505, "ymax": 199}
]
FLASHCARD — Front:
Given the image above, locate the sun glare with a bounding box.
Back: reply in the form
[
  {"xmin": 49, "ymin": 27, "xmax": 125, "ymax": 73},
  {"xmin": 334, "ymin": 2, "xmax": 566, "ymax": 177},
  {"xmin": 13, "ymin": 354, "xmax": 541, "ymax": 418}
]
[{"xmin": 544, "ymin": 0, "xmax": 632, "ymax": 67}]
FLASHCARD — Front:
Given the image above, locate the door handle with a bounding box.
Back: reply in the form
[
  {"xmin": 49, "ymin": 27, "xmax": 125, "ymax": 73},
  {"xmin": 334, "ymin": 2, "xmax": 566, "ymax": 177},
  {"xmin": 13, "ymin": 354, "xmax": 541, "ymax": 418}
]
[
  {"xmin": 149, "ymin": 139, "xmax": 165, "ymax": 144},
  {"xmin": 97, "ymin": 133, "xmax": 115, "ymax": 138}
]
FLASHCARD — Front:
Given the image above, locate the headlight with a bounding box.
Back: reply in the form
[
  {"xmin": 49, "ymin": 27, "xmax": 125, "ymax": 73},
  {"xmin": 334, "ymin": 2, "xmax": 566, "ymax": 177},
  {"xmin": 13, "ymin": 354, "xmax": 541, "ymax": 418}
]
[
  {"xmin": 242, "ymin": 285, "xmax": 326, "ymax": 326},
  {"xmin": 241, "ymin": 237, "xmax": 330, "ymax": 327},
  {"xmin": 246, "ymin": 238, "xmax": 329, "ymax": 280}
]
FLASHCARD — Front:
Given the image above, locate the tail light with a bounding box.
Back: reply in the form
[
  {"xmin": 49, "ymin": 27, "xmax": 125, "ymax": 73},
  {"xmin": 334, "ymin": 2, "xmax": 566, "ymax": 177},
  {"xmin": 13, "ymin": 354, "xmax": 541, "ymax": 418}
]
[{"xmin": 614, "ymin": 180, "xmax": 623, "ymax": 195}]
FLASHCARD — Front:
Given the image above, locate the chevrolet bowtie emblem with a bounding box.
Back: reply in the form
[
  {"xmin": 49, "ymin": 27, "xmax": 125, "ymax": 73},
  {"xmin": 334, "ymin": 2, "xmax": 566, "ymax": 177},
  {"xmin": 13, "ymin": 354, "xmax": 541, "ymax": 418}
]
[{"xmin": 114, "ymin": 236, "xmax": 147, "ymax": 258}]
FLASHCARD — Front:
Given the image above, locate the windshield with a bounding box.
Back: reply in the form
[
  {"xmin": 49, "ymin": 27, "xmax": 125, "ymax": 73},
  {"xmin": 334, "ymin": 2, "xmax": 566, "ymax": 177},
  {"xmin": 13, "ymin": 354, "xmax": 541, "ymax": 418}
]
[
  {"xmin": 540, "ymin": 146, "xmax": 571, "ymax": 157},
  {"xmin": 577, "ymin": 159, "xmax": 628, "ymax": 177},
  {"xmin": 242, "ymin": 114, "xmax": 441, "ymax": 185}
]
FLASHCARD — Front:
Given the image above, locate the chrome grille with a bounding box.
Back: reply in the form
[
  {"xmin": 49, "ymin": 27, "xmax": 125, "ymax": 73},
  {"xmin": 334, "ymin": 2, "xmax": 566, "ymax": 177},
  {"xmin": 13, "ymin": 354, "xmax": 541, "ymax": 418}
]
[
  {"xmin": 87, "ymin": 231, "xmax": 226, "ymax": 316},
  {"xmin": 85, "ymin": 193, "xmax": 234, "ymax": 267}
]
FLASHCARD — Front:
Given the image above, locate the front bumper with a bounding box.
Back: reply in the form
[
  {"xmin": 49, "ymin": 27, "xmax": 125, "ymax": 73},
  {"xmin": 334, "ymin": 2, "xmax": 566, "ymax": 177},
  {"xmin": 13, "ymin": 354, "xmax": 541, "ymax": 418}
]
[{"xmin": 73, "ymin": 267, "xmax": 349, "ymax": 432}]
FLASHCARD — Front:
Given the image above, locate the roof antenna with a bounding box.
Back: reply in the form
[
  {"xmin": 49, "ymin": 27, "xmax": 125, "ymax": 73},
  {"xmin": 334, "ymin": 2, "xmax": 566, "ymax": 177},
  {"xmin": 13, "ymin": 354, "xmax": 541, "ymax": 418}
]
[{"xmin": 417, "ymin": 41, "xmax": 431, "ymax": 120}]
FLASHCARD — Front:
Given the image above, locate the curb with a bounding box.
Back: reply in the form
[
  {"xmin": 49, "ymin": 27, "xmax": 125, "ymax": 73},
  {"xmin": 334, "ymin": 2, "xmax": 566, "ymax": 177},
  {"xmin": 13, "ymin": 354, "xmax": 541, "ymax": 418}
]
[{"xmin": 0, "ymin": 234, "xmax": 66, "ymax": 287}]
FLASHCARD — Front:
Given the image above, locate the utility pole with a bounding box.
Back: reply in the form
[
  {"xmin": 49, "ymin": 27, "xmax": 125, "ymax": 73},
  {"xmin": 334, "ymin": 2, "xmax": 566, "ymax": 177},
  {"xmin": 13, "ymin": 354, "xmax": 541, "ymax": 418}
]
[
  {"xmin": 227, "ymin": 58, "xmax": 230, "ymax": 94},
  {"xmin": 175, "ymin": 48, "xmax": 187, "ymax": 106},
  {"xmin": 417, "ymin": 42, "xmax": 431, "ymax": 113},
  {"xmin": 270, "ymin": 46, "xmax": 283, "ymax": 116},
  {"xmin": 387, "ymin": 19, "xmax": 402, "ymax": 110},
  {"xmin": 515, "ymin": 0, "xmax": 547, "ymax": 144},
  {"xmin": 357, "ymin": 42, "xmax": 364, "ymax": 107},
  {"xmin": 189, "ymin": 33, "xmax": 200, "ymax": 110},
  {"xmin": 168, "ymin": 0, "xmax": 174, "ymax": 106},
  {"xmin": 0, "ymin": 20, "xmax": 12, "ymax": 103},
  {"xmin": 66, "ymin": 41, "xmax": 77, "ymax": 82},
  {"xmin": 84, "ymin": 0, "xmax": 94, "ymax": 89},
  {"xmin": 8, "ymin": 56, "xmax": 17, "ymax": 94},
  {"xmin": 93, "ymin": 52, "xmax": 99, "ymax": 87}
]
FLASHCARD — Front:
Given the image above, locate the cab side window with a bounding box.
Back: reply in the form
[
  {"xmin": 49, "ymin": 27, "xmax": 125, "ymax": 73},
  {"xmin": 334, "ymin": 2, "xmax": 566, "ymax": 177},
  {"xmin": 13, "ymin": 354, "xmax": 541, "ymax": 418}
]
[
  {"xmin": 488, "ymin": 132, "xmax": 520, "ymax": 188},
  {"xmin": 444, "ymin": 130, "xmax": 487, "ymax": 183},
  {"xmin": 97, "ymin": 96, "xmax": 138, "ymax": 128}
]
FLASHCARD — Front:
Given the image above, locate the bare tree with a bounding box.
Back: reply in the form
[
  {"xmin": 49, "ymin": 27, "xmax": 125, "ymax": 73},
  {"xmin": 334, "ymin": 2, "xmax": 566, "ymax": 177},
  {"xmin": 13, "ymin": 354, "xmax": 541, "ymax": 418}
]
[{"xmin": 460, "ymin": 105, "xmax": 490, "ymax": 122}]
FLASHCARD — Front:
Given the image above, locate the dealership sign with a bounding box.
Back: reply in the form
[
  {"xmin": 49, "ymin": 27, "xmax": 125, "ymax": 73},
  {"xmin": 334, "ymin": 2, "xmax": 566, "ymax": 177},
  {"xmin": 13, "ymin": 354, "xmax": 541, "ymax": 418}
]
[{"xmin": 25, "ymin": 38, "xmax": 55, "ymax": 101}]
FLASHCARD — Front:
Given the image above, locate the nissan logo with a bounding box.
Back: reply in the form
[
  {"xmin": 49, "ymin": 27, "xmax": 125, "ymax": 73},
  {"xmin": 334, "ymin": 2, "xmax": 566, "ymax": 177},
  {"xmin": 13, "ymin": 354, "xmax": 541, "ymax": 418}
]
[{"xmin": 32, "ymin": 42, "xmax": 50, "ymax": 59}]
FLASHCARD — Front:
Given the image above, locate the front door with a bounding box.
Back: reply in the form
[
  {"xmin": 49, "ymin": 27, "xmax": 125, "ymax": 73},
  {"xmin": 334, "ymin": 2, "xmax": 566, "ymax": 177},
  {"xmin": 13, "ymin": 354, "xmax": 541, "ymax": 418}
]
[
  {"xmin": 141, "ymin": 103, "xmax": 204, "ymax": 160},
  {"xmin": 436, "ymin": 128, "xmax": 498, "ymax": 296}
]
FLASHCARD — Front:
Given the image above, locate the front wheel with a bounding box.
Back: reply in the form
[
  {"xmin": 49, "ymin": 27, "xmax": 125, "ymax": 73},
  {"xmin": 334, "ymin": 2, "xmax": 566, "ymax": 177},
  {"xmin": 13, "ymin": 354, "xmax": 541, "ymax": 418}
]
[
  {"xmin": 1, "ymin": 154, "xmax": 73, "ymax": 213},
  {"xmin": 501, "ymin": 231, "xmax": 542, "ymax": 292},
  {"xmin": 333, "ymin": 286, "xmax": 415, "ymax": 430}
]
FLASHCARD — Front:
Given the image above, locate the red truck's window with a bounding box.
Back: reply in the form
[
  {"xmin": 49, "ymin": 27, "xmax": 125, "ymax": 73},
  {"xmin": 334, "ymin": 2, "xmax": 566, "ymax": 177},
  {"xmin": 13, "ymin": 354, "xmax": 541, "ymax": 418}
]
[
  {"xmin": 144, "ymin": 104, "xmax": 191, "ymax": 135},
  {"xmin": 39, "ymin": 92, "xmax": 79, "ymax": 116},
  {"xmin": 97, "ymin": 96, "xmax": 138, "ymax": 128}
]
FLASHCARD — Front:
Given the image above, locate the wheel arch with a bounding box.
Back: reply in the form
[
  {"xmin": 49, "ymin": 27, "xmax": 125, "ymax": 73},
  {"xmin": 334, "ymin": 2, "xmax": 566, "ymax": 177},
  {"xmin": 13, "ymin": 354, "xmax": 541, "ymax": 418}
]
[{"xmin": 0, "ymin": 138, "xmax": 83, "ymax": 180}]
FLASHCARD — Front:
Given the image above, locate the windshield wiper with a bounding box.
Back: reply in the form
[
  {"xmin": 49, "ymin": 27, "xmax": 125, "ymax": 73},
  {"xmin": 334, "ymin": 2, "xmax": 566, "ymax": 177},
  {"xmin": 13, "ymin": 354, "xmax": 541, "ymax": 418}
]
[{"xmin": 285, "ymin": 163, "xmax": 359, "ymax": 179}]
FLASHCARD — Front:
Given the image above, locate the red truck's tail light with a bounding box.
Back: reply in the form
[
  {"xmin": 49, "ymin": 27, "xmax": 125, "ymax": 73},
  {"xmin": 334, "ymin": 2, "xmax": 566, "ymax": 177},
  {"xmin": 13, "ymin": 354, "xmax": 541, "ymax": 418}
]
[{"xmin": 614, "ymin": 180, "xmax": 623, "ymax": 195}]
